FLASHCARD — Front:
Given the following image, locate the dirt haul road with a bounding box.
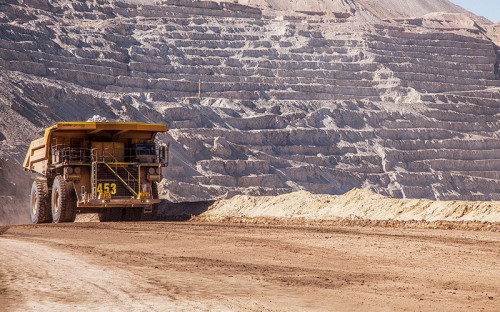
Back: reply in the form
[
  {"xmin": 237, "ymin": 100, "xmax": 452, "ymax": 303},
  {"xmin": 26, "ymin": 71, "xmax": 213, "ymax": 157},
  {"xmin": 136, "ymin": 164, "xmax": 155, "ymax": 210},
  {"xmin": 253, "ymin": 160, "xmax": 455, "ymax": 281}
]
[{"xmin": 0, "ymin": 222, "xmax": 499, "ymax": 311}]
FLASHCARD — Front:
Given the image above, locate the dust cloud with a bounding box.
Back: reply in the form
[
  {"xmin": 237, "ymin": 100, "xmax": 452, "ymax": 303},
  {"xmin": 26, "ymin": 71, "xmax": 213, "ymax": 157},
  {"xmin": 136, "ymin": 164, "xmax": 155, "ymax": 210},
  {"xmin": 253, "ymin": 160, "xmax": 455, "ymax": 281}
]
[{"xmin": 0, "ymin": 159, "xmax": 31, "ymax": 226}]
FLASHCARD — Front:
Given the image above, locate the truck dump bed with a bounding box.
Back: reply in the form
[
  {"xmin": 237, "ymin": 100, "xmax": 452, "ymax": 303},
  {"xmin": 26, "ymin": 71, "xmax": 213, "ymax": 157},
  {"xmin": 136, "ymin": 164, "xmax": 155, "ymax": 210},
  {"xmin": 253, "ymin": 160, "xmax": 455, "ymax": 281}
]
[{"xmin": 23, "ymin": 122, "xmax": 168, "ymax": 174}]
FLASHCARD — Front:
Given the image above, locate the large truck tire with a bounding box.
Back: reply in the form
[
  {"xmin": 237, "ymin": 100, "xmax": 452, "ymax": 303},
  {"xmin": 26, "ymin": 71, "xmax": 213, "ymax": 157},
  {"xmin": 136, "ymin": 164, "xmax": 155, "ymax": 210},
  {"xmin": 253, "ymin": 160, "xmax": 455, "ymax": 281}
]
[
  {"xmin": 123, "ymin": 207, "xmax": 142, "ymax": 221},
  {"xmin": 100, "ymin": 208, "xmax": 123, "ymax": 222},
  {"xmin": 141, "ymin": 182, "xmax": 159, "ymax": 221},
  {"xmin": 30, "ymin": 178, "xmax": 51, "ymax": 224},
  {"xmin": 51, "ymin": 176, "xmax": 77, "ymax": 223},
  {"xmin": 151, "ymin": 181, "xmax": 159, "ymax": 219}
]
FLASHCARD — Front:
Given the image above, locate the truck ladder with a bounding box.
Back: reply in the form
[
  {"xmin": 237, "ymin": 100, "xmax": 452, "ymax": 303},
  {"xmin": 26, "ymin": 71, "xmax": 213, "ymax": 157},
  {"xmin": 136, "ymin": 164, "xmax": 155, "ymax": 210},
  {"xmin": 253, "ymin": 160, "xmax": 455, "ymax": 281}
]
[
  {"xmin": 91, "ymin": 161, "xmax": 97, "ymax": 196},
  {"xmin": 102, "ymin": 162, "xmax": 138, "ymax": 197}
]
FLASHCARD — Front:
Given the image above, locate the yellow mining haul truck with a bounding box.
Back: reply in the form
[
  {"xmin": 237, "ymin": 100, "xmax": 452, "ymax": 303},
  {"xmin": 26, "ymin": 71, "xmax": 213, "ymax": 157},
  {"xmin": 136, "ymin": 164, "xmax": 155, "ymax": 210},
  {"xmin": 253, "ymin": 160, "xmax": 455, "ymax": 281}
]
[{"xmin": 23, "ymin": 122, "xmax": 169, "ymax": 223}]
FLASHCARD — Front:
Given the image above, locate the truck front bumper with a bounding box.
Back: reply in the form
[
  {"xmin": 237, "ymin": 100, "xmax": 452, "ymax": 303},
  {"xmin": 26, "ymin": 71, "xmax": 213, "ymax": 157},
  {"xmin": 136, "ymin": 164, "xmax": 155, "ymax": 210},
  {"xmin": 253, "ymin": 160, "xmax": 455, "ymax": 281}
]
[{"xmin": 78, "ymin": 198, "xmax": 160, "ymax": 208}]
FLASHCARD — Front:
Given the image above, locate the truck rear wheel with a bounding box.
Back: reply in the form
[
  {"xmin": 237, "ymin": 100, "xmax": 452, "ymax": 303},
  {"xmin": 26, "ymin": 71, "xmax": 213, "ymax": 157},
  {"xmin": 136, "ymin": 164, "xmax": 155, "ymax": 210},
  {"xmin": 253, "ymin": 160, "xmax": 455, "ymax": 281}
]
[
  {"xmin": 51, "ymin": 176, "xmax": 77, "ymax": 223},
  {"xmin": 123, "ymin": 207, "xmax": 142, "ymax": 221},
  {"xmin": 141, "ymin": 182, "xmax": 159, "ymax": 221},
  {"xmin": 100, "ymin": 208, "xmax": 123, "ymax": 222},
  {"xmin": 30, "ymin": 178, "xmax": 51, "ymax": 224},
  {"xmin": 152, "ymin": 181, "xmax": 159, "ymax": 216}
]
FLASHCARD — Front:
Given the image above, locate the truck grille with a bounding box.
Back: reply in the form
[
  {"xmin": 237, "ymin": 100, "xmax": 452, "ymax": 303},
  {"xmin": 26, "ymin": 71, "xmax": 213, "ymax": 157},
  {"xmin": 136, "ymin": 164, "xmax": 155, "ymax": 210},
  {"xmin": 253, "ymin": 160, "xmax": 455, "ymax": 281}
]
[{"xmin": 97, "ymin": 164, "xmax": 139, "ymax": 197}]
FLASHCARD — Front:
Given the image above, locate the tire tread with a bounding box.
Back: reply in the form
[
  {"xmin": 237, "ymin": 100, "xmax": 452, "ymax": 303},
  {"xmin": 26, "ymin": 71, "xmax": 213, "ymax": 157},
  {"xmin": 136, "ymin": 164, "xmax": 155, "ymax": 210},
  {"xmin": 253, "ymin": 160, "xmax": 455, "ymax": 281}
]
[
  {"xmin": 52, "ymin": 176, "xmax": 77, "ymax": 223},
  {"xmin": 33, "ymin": 178, "xmax": 51, "ymax": 223}
]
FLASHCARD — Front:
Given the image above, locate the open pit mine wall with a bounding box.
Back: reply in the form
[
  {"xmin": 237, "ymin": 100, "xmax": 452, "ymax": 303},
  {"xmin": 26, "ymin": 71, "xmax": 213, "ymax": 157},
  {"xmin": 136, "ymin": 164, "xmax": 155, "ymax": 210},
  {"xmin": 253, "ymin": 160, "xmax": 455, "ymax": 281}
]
[{"xmin": 0, "ymin": 0, "xmax": 500, "ymax": 204}]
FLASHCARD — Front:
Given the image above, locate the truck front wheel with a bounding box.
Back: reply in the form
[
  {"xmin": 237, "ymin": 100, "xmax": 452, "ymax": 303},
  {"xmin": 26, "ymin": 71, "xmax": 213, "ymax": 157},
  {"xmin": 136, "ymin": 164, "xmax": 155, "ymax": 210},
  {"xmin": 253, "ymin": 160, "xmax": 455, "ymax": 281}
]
[
  {"xmin": 141, "ymin": 182, "xmax": 159, "ymax": 221},
  {"xmin": 30, "ymin": 178, "xmax": 51, "ymax": 224},
  {"xmin": 51, "ymin": 176, "xmax": 77, "ymax": 223}
]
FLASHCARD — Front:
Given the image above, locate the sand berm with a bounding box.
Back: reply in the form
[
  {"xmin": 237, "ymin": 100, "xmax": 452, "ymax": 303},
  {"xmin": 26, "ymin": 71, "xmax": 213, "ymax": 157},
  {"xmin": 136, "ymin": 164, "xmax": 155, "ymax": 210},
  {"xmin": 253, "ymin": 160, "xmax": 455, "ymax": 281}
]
[{"xmin": 189, "ymin": 189, "xmax": 500, "ymax": 227}]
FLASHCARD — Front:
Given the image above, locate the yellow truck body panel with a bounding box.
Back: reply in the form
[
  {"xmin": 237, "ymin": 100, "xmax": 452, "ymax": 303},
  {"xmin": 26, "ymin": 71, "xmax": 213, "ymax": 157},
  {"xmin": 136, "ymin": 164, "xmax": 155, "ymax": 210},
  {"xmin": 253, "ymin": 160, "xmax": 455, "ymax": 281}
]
[{"xmin": 23, "ymin": 122, "xmax": 168, "ymax": 174}]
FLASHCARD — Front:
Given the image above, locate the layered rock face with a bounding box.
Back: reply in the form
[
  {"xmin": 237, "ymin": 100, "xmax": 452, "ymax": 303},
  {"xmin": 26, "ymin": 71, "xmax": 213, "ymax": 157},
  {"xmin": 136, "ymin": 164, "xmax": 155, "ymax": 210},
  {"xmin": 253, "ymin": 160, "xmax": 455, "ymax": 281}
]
[{"xmin": 0, "ymin": 0, "xmax": 499, "ymax": 203}]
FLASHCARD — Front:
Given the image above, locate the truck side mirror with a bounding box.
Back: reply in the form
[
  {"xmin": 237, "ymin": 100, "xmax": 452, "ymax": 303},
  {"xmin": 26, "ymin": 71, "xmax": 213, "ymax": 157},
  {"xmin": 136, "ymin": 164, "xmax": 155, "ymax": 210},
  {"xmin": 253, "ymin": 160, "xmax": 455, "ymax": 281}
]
[{"xmin": 159, "ymin": 144, "xmax": 169, "ymax": 166}]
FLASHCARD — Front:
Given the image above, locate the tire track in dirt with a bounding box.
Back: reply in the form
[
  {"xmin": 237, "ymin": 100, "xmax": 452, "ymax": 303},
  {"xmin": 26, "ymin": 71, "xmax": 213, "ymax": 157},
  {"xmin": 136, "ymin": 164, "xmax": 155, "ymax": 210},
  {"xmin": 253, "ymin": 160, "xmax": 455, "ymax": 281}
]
[
  {"xmin": 0, "ymin": 238, "xmax": 230, "ymax": 312},
  {"xmin": 1, "ymin": 222, "xmax": 499, "ymax": 311}
]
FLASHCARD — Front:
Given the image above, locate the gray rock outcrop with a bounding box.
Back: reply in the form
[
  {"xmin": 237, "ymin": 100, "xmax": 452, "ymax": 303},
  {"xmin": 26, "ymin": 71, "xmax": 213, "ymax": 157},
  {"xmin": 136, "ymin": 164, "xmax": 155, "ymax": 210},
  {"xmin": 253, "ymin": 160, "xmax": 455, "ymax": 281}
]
[{"xmin": 0, "ymin": 0, "xmax": 499, "ymax": 206}]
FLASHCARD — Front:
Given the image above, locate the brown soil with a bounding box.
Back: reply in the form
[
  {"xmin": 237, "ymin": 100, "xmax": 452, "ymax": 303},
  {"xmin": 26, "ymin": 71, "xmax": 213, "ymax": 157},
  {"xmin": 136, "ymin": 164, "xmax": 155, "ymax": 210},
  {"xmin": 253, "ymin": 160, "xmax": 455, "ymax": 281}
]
[{"xmin": 1, "ymin": 222, "xmax": 499, "ymax": 311}]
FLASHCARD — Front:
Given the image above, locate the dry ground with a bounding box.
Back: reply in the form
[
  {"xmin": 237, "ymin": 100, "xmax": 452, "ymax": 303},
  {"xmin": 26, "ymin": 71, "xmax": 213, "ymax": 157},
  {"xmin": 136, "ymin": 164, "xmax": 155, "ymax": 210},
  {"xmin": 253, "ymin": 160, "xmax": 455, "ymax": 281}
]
[{"xmin": 0, "ymin": 222, "xmax": 499, "ymax": 311}]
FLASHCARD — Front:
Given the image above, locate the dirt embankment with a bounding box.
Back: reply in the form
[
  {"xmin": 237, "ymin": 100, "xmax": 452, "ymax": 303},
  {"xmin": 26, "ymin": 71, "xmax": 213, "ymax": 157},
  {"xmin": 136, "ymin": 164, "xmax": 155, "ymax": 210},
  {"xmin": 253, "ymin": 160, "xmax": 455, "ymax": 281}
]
[
  {"xmin": 180, "ymin": 189, "xmax": 500, "ymax": 231},
  {"xmin": 5, "ymin": 186, "xmax": 500, "ymax": 230}
]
